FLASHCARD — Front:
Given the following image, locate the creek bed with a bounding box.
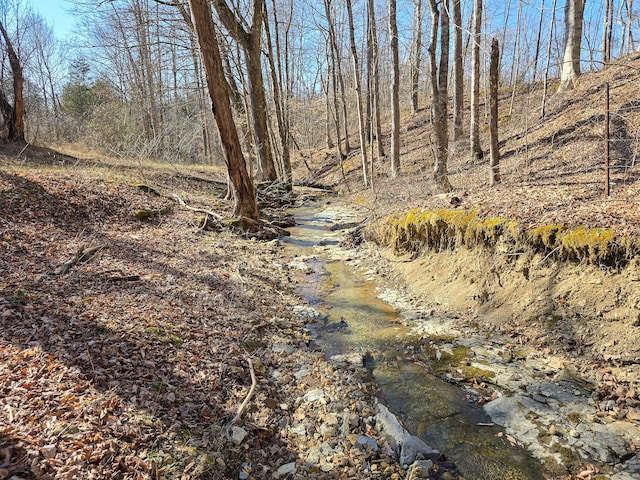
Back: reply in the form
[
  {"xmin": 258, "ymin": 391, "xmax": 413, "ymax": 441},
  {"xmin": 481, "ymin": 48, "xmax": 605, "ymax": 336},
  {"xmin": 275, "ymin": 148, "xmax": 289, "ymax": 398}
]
[{"xmin": 281, "ymin": 205, "xmax": 549, "ymax": 480}]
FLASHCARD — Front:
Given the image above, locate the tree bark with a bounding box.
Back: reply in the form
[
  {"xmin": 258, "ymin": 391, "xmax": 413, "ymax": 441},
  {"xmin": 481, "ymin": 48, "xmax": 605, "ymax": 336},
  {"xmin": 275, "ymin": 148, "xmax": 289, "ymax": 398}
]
[
  {"xmin": 540, "ymin": 0, "xmax": 557, "ymax": 117},
  {"xmin": 469, "ymin": 0, "xmax": 483, "ymax": 162},
  {"xmin": 324, "ymin": 0, "xmax": 351, "ymax": 155},
  {"xmin": 389, "ymin": 0, "xmax": 400, "ymax": 177},
  {"xmin": 452, "ymin": 0, "xmax": 464, "ymax": 141},
  {"xmin": 187, "ymin": 0, "xmax": 259, "ymax": 220},
  {"xmin": 345, "ymin": 0, "xmax": 370, "ymax": 187},
  {"xmin": 428, "ymin": 0, "xmax": 452, "ymax": 192},
  {"xmin": 264, "ymin": 0, "xmax": 292, "ymax": 190},
  {"xmin": 410, "ymin": 0, "xmax": 423, "ymax": 114},
  {"xmin": 559, "ymin": 0, "xmax": 585, "ymax": 92},
  {"xmin": 0, "ymin": 20, "xmax": 25, "ymax": 143},
  {"xmin": 489, "ymin": 38, "xmax": 501, "ymax": 186},
  {"xmin": 212, "ymin": 0, "xmax": 277, "ymax": 182}
]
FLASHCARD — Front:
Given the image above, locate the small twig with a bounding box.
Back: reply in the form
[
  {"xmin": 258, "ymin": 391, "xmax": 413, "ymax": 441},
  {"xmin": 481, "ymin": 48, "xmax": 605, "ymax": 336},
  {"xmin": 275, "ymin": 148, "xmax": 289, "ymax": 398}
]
[{"xmin": 227, "ymin": 358, "xmax": 257, "ymax": 429}]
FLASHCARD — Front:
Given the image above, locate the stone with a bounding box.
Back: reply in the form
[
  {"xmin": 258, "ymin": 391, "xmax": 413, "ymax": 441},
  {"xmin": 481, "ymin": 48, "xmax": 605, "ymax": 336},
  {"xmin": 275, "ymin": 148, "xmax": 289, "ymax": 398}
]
[
  {"xmin": 41, "ymin": 444, "xmax": 57, "ymax": 459},
  {"xmin": 405, "ymin": 460, "xmax": 434, "ymax": 480},
  {"xmin": 275, "ymin": 462, "xmax": 296, "ymax": 477},
  {"xmin": 272, "ymin": 344, "xmax": 296, "ymax": 355},
  {"xmin": 291, "ymin": 424, "xmax": 306, "ymax": 436},
  {"xmin": 305, "ymin": 442, "xmax": 335, "ymax": 467},
  {"xmin": 294, "ymin": 367, "xmax": 309, "ymax": 379},
  {"xmin": 354, "ymin": 434, "xmax": 378, "ymax": 452},
  {"xmin": 303, "ymin": 389, "xmax": 325, "ymax": 402},
  {"xmin": 400, "ymin": 435, "xmax": 440, "ymax": 466},
  {"xmin": 329, "ymin": 353, "xmax": 364, "ymax": 367},
  {"xmin": 230, "ymin": 426, "xmax": 248, "ymax": 445},
  {"xmin": 375, "ymin": 401, "xmax": 408, "ymax": 451}
]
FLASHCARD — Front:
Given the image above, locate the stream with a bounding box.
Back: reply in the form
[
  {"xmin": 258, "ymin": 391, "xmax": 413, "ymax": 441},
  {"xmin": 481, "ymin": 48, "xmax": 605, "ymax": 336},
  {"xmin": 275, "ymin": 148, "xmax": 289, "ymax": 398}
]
[{"xmin": 281, "ymin": 203, "xmax": 549, "ymax": 480}]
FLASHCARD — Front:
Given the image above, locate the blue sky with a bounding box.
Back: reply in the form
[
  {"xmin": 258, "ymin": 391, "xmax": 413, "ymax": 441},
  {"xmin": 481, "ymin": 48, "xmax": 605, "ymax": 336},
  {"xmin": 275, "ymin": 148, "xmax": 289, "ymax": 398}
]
[{"xmin": 32, "ymin": 0, "xmax": 75, "ymax": 38}]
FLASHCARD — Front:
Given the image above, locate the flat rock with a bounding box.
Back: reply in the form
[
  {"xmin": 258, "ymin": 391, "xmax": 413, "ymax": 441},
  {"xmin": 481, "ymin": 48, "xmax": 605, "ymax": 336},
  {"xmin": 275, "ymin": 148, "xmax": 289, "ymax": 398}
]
[
  {"xmin": 230, "ymin": 426, "xmax": 248, "ymax": 445},
  {"xmin": 375, "ymin": 401, "xmax": 408, "ymax": 450},
  {"xmin": 400, "ymin": 435, "xmax": 440, "ymax": 466}
]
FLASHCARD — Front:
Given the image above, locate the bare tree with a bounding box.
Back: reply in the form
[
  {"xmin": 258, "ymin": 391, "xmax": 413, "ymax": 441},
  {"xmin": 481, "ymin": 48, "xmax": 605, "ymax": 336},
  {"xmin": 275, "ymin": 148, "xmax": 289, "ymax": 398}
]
[
  {"xmin": 452, "ymin": 0, "xmax": 464, "ymax": 141},
  {"xmin": 187, "ymin": 0, "xmax": 259, "ymax": 220},
  {"xmin": 470, "ymin": 0, "xmax": 483, "ymax": 162},
  {"xmin": 409, "ymin": 0, "xmax": 424, "ymax": 114},
  {"xmin": 345, "ymin": 0, "xmax": 370, "ymax": 187},
  {"xmin": 212, "ymin": 0, "xmax": 277, "ymax": 182},
  {"xmin": 559, "ymin": 0, "xmax": 585, "ymax": 91},
  {"xmin": 0, "ymin": 19, "xmax": 25, "ymax": 143},
  {"xmin": 489, "ymin": 38, "xmax": 501, "ymax": 186},
  {"xmin": 428, "ymin": 0, "xmax": 452, "ymax": 192},
  {"xmin": 389, "ymin": 0, "xmax": 400, "ymax": 177},
  {"xmin": 540, "ymin": 0, "xmax": 557, "ymax": 117},
  {"xmin": 323, "ymin": 0, "xmax": 351, "ymax": 155}
]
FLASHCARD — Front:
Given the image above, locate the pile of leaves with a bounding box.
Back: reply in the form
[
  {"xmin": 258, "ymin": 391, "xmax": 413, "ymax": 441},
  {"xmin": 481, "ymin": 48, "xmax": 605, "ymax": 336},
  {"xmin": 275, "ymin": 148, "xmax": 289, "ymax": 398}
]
[{"xmin": 0, "ymin": 153, "xmax": 301, "ymax": 479}]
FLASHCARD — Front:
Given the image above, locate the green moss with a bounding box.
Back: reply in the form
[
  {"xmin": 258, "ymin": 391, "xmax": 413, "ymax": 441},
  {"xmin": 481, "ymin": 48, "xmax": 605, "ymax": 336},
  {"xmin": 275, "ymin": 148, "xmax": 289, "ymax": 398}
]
[
  {"xmin": 134, "ymin": 207, "xmax": 170, "ymax": 220},
  {"xmin": 527, "ymin": 224, "xmax": 565, "ymax": 250},
  {"xmin": 135, "ymin": 183, "xmax": 161, "ymax": 195},
  {"xmin": 365, "ymin": 206, "xmax": 637, "ymax": 267}
]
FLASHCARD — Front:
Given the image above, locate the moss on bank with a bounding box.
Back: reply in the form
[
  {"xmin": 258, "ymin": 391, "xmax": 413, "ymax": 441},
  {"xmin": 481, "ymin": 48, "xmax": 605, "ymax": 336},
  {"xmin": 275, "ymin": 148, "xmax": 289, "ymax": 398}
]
[{"xmin": 366, "ymin": 208, "xmax": 637, "ymax": 268}]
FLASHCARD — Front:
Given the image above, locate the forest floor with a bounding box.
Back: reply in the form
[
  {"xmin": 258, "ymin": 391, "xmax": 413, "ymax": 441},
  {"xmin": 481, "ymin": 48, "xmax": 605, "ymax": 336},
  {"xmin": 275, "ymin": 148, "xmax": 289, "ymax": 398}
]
[{"xmin": 0, "ymin": 144, "xmax": 433, "ymax": 480}]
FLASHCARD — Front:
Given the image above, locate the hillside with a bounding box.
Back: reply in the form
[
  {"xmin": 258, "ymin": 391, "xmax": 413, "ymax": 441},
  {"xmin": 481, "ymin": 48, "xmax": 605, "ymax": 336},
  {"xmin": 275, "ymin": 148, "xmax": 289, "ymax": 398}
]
[{"xmin": 302, "ymin": 52, "xmax": 640, "ymax": 240}]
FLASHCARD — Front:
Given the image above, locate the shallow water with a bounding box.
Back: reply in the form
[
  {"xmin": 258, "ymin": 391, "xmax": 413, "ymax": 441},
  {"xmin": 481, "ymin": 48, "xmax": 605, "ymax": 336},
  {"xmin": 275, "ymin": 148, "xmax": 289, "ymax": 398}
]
[{"xmin": 282, "ymin": 205, "xmax": 548, "ymax": 480}]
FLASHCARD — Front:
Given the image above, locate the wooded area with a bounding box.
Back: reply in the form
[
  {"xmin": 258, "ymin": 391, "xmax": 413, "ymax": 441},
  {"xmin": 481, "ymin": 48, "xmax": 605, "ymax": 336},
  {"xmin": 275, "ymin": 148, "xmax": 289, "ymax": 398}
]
[{"xmin": 1, "ymin": 0, "xmax": 638, "ymax": 208}]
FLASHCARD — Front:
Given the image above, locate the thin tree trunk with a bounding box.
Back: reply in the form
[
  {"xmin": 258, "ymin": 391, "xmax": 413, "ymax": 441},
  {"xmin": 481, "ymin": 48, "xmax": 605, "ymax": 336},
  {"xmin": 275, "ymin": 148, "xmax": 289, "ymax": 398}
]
[
  {"xmin": 324, "ymin": 0, "xmax": 351, "ymax": 155},
  {"xmin": 389, "ymin": 0, "xmax": 400, "ymax": 177},
  {"xmin": 452, "ymin": 0, "xmax": 464, "ymax": 141},
  {"xmin": 603, "ymin": 0, "xmax": 612, "ymax": 65},
  {"xmin": 346, "ymin": 0, "xmax": 370, "ymax": 187},
  {"xmin": 264, "ymin": 0, "xmax": 292, "ymax": 189},
  {"xmin": 540, "ymin": 0, "xmax": 557, "ymax": 117},
  {"xmin": 428, "ymin": 0, "xmax": 452, "ymax": 192},
  {"xmin": 489, "ymin": 38, "xmax": 501, "ymax": 186},
  {"xmin": 470, "ymin": 0, "xmax": 483, "ymax": 162},
  {"xmin": 0, "ymin": 20, "xmax": 24, "ymax": 143},
  {"xmin": 509, "ymin": 0, "xmax": 523, "ymax": 116},
  {"xmin": 532, "ymin": 0, "xmax": 545, "ymax": 83},
  {"xmin": 410, "ymin": 0, "xmax": 423, "ymax": 114},
  {"xmin": 368, "ymin": 0, "xmax": 385, "ymax": 160},
  {"xmin": 188, "ymin": 0, "xmax": 259, "ymax": 220}
]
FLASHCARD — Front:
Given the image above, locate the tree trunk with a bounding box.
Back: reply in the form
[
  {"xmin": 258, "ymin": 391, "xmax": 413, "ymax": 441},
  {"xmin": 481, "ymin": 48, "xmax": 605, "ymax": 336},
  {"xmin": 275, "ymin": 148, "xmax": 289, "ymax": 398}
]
[
  {"xmin": 452, "ymin": 0, "xmax": 464, "ymax": 141},
  {"xmin": 324, "ymin": 0, "xmax": 351, "ymax": 155},
  {"xmin": 187, "ymin": 0, "xmax": 259, "ymax": 220},
  {"xmin": 489, "ymin": 38, "xmax": 501, "ymax": 186},
  {"xmin": 368, "ymin": 0, "xmax": 385, "ymax": 160},
  {"xmin": 428, "ymin": 0, "xmax": 452, "ymax": 192},
  {"xmin": 602, "ymin": 0, "xmax": 613, "ymax": 64},
  {"xmin": 540, "ymin": 0, "xmax": 557, "ymax": 117},
  {"xmin": 212, "ymin": 0, "xmax": 277, "ymax": 182},
  {"xmin": 0, "ymin": 20, "xmax": 25, "ymax": 143},
  {"xmin": 410, "ymin": 0, "xmax": 423, "ymax": 114},
  {"xmin": 532, "ymin": 0, "xmax": 545, "ymax": 83},
  {"xmin": 264, "ymin": 0, "xmax": 292, "ymax": 190},
  {"xmin": 469, "ymin": 0, "xmax": 483, "ymax": 162},
  {"xmin": 345, "ymin": 0, "xmax": 370, "ymax": 187},
  {"xmin": 389, "ymin": 0, "xmax": 400, "ymax": 177},
  {"xmin": 559, "ymin": 0, "xmax": 585, "ymax": 92}
]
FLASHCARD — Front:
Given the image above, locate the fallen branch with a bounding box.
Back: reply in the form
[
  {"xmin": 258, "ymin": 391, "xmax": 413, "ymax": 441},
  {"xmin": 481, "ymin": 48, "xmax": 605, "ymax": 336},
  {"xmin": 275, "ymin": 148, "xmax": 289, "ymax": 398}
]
[
  {"xmin": 227, "ymin": 357, "xmax": 257, "ymax": 428},
  {"xmin": 170, "ymin": 193, "xmax": 223, "ymax": 222},
  {"xmin": 52, "ymin": 244, "xmax": 108, "ymax": 276}
]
